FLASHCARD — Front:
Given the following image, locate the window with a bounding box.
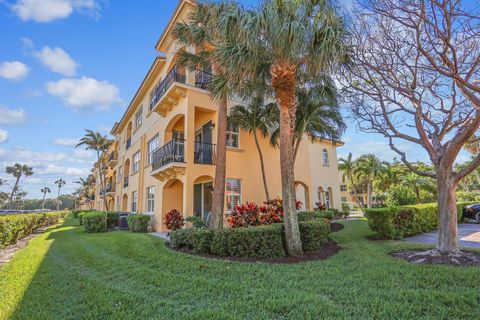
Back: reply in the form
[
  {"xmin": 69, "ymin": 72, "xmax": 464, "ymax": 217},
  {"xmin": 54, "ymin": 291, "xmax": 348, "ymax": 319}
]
[
  {"xmin": 325, "ymin": 190, "xmax": 331, "ymax": 208},
  {"xmin": 118, "ymin": 166, "xmax": 123, "ymax": 181},
  {"xmin": 131, "ymin": 191, "xmax": 137, "ymax": 212},
  {"xmin": 322, "ymin": 149, "xmax": 329, "ymax": 166},
  {"xmin": 147, "ymin": 135, "xmax": 159, "ymax": 164},
  {"xmin": 226, "ymin": 178, "xmax": 241, "ymax": 212},
  {"xmin": 340, "ymin": 185, "xmax": 347, "ymax": 192},
  {"xmin": 226, "ymin": 122, "xmax": 239, "ymax": 148},
  {"xmin": 146, "ymin": 186, "xmax": 155, "ymax": 213},
  {"xmin": 132, "ymin": 151, "xmax": 141, "ymax": 173},
  {"xmin": 116, "ymin": 196, "xmax": 120, "ymax": 211},
  {"xmin": 135, "ymin": 106, "xmax": 143, "ymax": 129},
  {"xmin": 341, "ymin": 196, "xmax": 347, "ymax": 202}
]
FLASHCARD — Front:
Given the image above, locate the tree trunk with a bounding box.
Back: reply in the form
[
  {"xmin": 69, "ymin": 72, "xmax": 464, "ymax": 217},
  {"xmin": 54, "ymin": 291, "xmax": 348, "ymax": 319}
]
[
  {"xmin": 57, "ymin": 188, "xmax": 61, "ymax": 211},
  {"xmin": 42, "ymin": 193, "xmax": 46, "ymax": 210},
  {"xmin": 367, "ymin": 181, "xmax": 372, "ymax": 208},
  {"xmin": 436, "ymin": 171, "xmax": 459, "ymax": 254},
  {"xmin": 254, "ymin": 131, "xmax": 270, "ymax": 201},
  {"xmin": 349, "ymin": 174, "xmax": 365, "ymax": 214},
  {"xmin": 272, "ymin": 62, "xmax": 303, "ymax": 256},
  {"xmin": 415, "ymin": 186, "xmax": 421, "ymax": 204},
  {"xmin": 97, "ymin": 152, "xmax": 109, "ymax": 212},
  {"xmin": 8, "ymin": 176, "xmax": 20, "ymax": 209},
  {"xmin": 210, "ymin": 97, "xmax": 228, "ymax": 230}
]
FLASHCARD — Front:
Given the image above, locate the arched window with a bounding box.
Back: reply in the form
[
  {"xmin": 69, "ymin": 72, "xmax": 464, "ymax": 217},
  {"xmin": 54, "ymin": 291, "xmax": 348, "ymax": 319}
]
[{"xmin": 322, "ymin": 149, "xmax": 329, "ymax": 166}]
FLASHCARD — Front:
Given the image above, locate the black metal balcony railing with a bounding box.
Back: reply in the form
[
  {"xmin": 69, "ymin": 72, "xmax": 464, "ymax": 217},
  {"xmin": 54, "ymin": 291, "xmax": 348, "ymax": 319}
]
[
  {"xmin": 195, "ymin": 69, "xmax": 212, "ymax": 90},
  {"xmin": 194, "ymin": 141, "xmax": 216, "ymax": 165},
  {"xmin": 106, "ymin": 183, "xmax": 114, "ymax": 193},
  {"xmin": 124, "ymin": 176, "xmax": 129, "ymax": 188},
  {"xmin": 149, "ymin": 64, "xmax": 186, "ymax": 110},
  {"xmin": 152, "ymin": 138, "xmax": 185, "ymax": 171},
  {"xmin": 108, "ymin": 152, "xmax": 117, "ymax": 162},
  {"xmin": 126, "ymin": 138, "xmax": 131, "ymax": 150}
]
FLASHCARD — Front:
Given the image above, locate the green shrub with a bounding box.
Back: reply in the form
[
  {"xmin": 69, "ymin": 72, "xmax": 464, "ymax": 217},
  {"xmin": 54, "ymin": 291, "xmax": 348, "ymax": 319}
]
[
  {"xmin": 189, "ymin": 228, "xmax": 214, "ymax": 254},
  {"xmin": 0, "ymin": 211, "xmax": 66, "ymax": 248},
  {"xmin": 83, "ymin": 212, "xmax": 107, "ymax": 233},
  {"xmin": 127, "ymin": 214, "xmax": 151, "ymax": 233},
  {"xmin": 298, "ymin": 220, "xmax": 330, "ymax": 252},
  {"xmin": 72, "ymin": 209, "xmax": 95, "ymax": 218},
  {"xmin": 106, "ymin": 211, "xmax": 120, "ymax": 229},
  {"xmin": 185, "ymin": 216, "xmax": 207, "ymax": 228},
  {"xmin": 386, "ymin": 185, "xmax": 417, "ymax": 207},
  {"xmin": 170, "ymin": 228, "xmax": 195, "ymax": 249},
  {"xmin": 365, "ymin": 207, "xmax": 397, "ymax": 238},
  {"xmin": 298, "ymin": 211, "xmax": 334, "ymax": 221},
  {"xmin": 342, "ymin": 203, "xmax": 350, "ymax": 212},
  {"xmin": 78, "ymin": 212, "xmax": 87, "ymax": 225}
]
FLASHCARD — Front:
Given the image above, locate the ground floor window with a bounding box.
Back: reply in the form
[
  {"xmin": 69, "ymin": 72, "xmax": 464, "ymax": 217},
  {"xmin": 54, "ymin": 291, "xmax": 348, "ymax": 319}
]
[
  {"xmin": 341, "ymin": 196, "xmax": 347, "ymax": 202},
  {"xmin": 325, "ymin": 191, "xmax": 331, "ymax": 208},
  {"xmin": 131, "ymin": 191, "xmax": 137, "ymax": 212},
  {"xmin": 116, "ymin": 196, "xmax": 120, "ymax": 211},
  {"xmin": 226, "ymin": 178, "xmax": 241, "ymax": 212},
  {"xmin": 146, "ymin": 186, "xmax": 155, "ymax": 213}
]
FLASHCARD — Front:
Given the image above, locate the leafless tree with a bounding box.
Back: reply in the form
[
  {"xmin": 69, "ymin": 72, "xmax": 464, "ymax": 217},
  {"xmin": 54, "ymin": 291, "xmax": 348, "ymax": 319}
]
[{"xmin": 342, "ymin": 0, "xmax": 480, "ymax": 257}]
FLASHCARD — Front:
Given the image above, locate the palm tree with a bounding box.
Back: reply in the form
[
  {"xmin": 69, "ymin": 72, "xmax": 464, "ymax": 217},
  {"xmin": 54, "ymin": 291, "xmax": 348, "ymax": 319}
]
[
  {"xmin": 354, "ymin": 154, "xmax": 388, "ymax": 208},
  {"xmin": 270, "ymin": 83, "xmax": 345, "ymax": 164},
  {"xmin": 76, "ymin": 130, "xmax": 112, "ymax": 211},
  {"xmin": 6, "ymin": 163, "xmax": 33, "ymax": 209},
  {"xmin": 54, "ymin": 179, "xmax": 66, "ymax": 210},
  {"xmin": 211, "ymin": 0, "xmax": 349, "ymax": 255},
  {"xmin": 174, "ymin": 1, "xmax": 240, "ymax": 230},
  {"xmin": 338, "ymin": 153, "xmax": 365, "ymax": 213},
  {"xmin": 41, "ymin": 187, "xmax": 51, "ymax": 210},
  {"xmin": 230, "ymin": 97, "xmax": 275, "ymax": 201}
]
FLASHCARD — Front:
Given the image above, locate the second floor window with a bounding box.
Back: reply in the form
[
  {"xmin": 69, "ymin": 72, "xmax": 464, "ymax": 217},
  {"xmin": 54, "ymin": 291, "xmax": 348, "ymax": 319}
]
[
  {"xmin": 323, "ymin": 149, "xmax": 329, "ymax": 166},
  {"xmin": 226, "ymin": 122, "xmax": 239, "ymax": 148},
  {"xmin": 133, "ymin": 151, "xmax": 141, "ymax": 173},
  {"xmin": 118, "ymin": 166, "xmax": 123, "ymax": 181},
  {"xmin": 147, "ymin": 135, "xmax": 159, "ymax": 164},
  {"xmin": 340, "ymin": 185, "xmax": 347, "ymax": 192},
  {"xmin": 135, "ymin": 106, "xmax": 143, "ymax": 129},
  {"xmin": 131, "ymin": 191, "xmax": 137, "ymax": 213}
]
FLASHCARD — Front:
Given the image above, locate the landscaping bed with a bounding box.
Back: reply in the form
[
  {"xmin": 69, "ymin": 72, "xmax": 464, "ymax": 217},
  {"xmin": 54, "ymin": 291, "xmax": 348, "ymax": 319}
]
[{"xmin": 390, "ymin": 249, "xmax": 480, "ymax": 267}]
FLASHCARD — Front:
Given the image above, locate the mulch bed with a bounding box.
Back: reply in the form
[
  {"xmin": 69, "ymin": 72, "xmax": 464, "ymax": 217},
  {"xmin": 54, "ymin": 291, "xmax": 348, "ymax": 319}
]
[
  {"xmin": 0, "ymin": 228, "xmax": 48, "ymax": 266},
  {"xmin": 390, "ymin": 249, "xmax": 480, "ymax": 267},
  {"xmin": 170, "ymin": 240, "xmax": 341, "ymax": 265},
  {"xmin": 330, "ymin": 222, "xmax": 344, "ymax": 233}
]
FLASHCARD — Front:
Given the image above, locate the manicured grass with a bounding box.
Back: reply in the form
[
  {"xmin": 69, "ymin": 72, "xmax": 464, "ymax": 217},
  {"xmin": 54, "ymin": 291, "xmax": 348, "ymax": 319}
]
[{"xmin": 0, "ymin": 216, "xmax": 478, "ymax": 319}]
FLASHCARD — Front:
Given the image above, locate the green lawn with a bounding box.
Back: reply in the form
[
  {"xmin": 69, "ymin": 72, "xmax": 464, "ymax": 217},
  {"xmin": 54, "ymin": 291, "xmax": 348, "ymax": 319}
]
[{"xmin": 0, "ymin": 216, "xmax": 478, "ymax": 320}]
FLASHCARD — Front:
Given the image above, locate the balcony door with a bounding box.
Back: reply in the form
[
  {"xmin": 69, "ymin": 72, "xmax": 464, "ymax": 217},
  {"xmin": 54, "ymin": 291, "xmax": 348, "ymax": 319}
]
[
  {"xmin": 193, "ymin": 182, "xmax": 213, "ymax": 222},
  {"xmin": 195, "ymin": 121, "xmax": 213, "ymax": 164}
]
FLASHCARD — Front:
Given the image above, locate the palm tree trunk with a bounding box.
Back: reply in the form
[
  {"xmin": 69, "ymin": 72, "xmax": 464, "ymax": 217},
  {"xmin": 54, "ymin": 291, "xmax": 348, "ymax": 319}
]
[
  {"xmin": 8, "ymin": 176, "xmax": 20, "ymax": 209},
  {"xmin": 42, "ymin": 192, "xmax": 46, "ymax": 210},
  {"xmin": 349, "ymin": 174, "xmax": 365, "ymax": 214},
  {"xmin": 210, "ymin": 97, "xmax": 228, "ymax": 230},
  {"xmin": 415, "ymin": 186, "xmax": 421, "ymax": 204},
  {"xmin": 57, "ymin": 187, "xmax": 61, "ymax": 211},
  {"xmin": 367, "ymin": 181, "xmax": 372, "ymax": 208},
  {"xmin": 253, "ymin": 131, "xmax": 270, "ymax": 201},
  {"xmin": 97, "ymin": 152, "xmax": 109, "ymax": 212},
  {"xmin": 272, "ymin": 62, "xmax": 303, "ymax": 256},
  {"xmin": 293, "ymin": 138, "xmax": 302, "ymax": 164}
]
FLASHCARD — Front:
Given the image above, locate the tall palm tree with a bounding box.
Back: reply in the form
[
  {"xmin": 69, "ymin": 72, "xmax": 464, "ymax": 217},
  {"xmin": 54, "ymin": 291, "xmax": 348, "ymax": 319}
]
[
  {"xmin": 41, "ymin": 187, "xmax": 51, "ymax": 210},
  {"xmin": 6, "ymin": 163, "xmax": 33, "ymax": 209},
  {"xmin": 269, "ymin": 83, "xmax": 345, "ymax": 163},
  {"xmin": 76, "ymin": 130, "xmax": 112, "ymax": 211},
  {"xmin": 354, "ymin": 154, "xmax": 388, "ymax": 208},
  {"xmin": 212, "ymin": 0, "xmax": 349, "ymax": 255},
  {"xmin": 54, "ymin": 178, "xmax": 66, "ymax": 210},
  {"xmin": 338, "ymin": 153, "xmax": 365, "ymax": 213},
  {"xmin": 174, "ymin": 1, "xmax": 239, "ymax": 230},
  {"xmin": 230, "ymin": 97, "xmax": 275, "ymax": 201}
]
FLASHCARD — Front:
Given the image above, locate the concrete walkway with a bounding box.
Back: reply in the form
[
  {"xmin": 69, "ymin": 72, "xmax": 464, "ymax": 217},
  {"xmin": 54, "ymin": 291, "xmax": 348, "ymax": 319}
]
[
  {"xmin": 150, "ymin": 232, "xmax": 170, "ymax": 240},
  {"xmin": 405, "ymin": 223, "xmax": 480, "ymax": 249}
]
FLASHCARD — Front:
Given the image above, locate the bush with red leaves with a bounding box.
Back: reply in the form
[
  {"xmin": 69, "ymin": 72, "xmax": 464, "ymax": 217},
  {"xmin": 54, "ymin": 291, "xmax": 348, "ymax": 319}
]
[{"xmin": 163, "ymin": 209, "xmax": 185, "ymax": 231}]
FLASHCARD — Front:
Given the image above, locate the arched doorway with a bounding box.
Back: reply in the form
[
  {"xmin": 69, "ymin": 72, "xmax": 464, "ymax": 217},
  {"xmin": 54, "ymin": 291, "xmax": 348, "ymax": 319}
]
[
  {"xmin": 162, "ymin": 179, "xmax": 184, "ymax": 228},
  {"xmin": 295, "ymin": 181, "xmax": 310, "ymax": 211},
  {"xmin": 123, "ymin": 159, "xmax": 130, "ymax": 187},
  {"xmin": 193, "ymin": 175, "xmax": 214, "ymax": 221},
  {"xmin": 318, "ymin": 187, "xmax": 325, "ymax": 207},
  {"xmin": 121, "ymin": 193, "xmax": 128, "ymax": 212},
  {"xmin": 326, "ymin": 187, "xmax": 334, "ymax": 209}
]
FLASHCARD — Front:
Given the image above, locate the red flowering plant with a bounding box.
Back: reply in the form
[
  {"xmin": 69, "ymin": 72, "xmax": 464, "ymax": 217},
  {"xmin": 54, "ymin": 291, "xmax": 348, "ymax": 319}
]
[
  {"xmin": 163, "ymin": 209, "xmax": 185, "ymax": 231},
  {"xmin": 263, "ymin": 198, "xmax": 303, "ymax": 217},
  {"xmin": 315, "ymin": 202, "xmax": 327, "ymax": 211}
]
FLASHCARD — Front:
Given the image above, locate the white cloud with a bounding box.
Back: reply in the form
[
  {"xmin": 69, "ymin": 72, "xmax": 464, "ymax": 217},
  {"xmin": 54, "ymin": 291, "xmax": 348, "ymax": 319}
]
[
  {"xmin": 0, "ymin": 61, "xmax": 29, "ymax": 81},
  {"xmin": 21, "ymin": 37, "xmax": 34, "ymax": 49},
  {"xmin": 34, "ymin": 46, "xmax": 77, "ymax": 76},
  {"xmin": 40, "ymin": 164, "xmax": 90, "ymax": 176},
  {"xmin": 53, "ymin": 138, "xmax": 79, "ymax": 146},
  {"xmin": 73, "ymin": 149, "xmax": 95, "ymax": 159},
  {"xmin": 0, "ymin": 105, "xmax": 27, "ymax": 125},
  {"xmin": 0, "ymin": 129, "xmax": 9, "ymax": 143},
  {"xmin": 46, "ymin": 76, "xmax": 122, "ymax": 111},
  {"xmin": 99, "ymin": 124, "xmax": 111, "ymax": 133},
  {"xmin": 11, "ymin": 0, "xmax": 99, "ymax": 23}
]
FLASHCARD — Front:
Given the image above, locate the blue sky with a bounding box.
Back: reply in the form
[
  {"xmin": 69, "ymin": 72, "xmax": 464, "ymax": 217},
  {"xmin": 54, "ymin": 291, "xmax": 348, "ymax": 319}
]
[{"xmin": 0, "ymin": 0, "xmax": 460, "ymax": 199}]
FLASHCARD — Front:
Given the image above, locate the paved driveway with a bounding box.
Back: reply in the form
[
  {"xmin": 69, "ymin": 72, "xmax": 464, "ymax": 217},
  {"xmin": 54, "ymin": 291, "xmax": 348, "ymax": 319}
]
[{"xmin": 405, "ymin": 223, "xmax": 480, "ymax": 249}]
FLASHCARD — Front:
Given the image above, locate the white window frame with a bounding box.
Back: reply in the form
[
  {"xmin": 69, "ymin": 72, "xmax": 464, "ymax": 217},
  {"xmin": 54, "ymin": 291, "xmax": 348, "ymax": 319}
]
[
  {"xmin": 135, "ymin": 106, "xmax": 143, "ymax": 130},
  {"xmin": 146, "ymin": 186, "xmax": 155, "ymax": 213},
  {"xmin": 226, "ymin": 122, "xmax": 240, "ymax": 148},
  {"xmin": 325, "ymin": 190, "xmax": 331, "ymax": 208},
  {"xmin": 322, "ymin": 149, "xmax": 329, "ymax": 166},
  {"xmin": 132, "ymin": 151, "xmax": 141, "ymax": 173},
  {"xmin": 340, "ymin": 185, "xmax": 347, "ymax": 192},
  {"xmin": 225, "ymin": 178, "xmax": 241, "ymax": 212},
  {"xmin": 131, "ymin": 191, "xmax": 137, "ymax": 213},
  {"xmin": 118, "ymin": 166, "xmax": 123, "ymax": 181},
  {"xmin": 147, "ymin": 135, "xmax": 159, "ymax": 164}
]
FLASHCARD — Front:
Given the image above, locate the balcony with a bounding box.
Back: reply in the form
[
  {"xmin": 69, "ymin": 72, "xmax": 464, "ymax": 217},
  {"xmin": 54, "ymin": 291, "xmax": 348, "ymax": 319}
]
[
  {"xmin": 126, "ymin": 138, "xmax": 131, "ymax": 150},
  {"xmin": 106, "ymin": 183, "xmax": 115, "ymax": 195},
  {"xmin": 108, "ymin": 152, "xmax": 118, "ymax": 167},
  {"xmin": 194, "ymin": 69, "xmax": 212, "ymax": 90},
  {"xmin": 149, "ymin": 64, "xmax": 187, "ymax": 116},
  {"xmin": 194, "ymin": 141, "xmax": 216, "ymax": 165},
  {"xmin": 124, "ymin": 176, "xmax": 129, "ymax": 188},
  {"xmin": 151, "ymin": 138, "xmax": 186, "ymax": 181}
]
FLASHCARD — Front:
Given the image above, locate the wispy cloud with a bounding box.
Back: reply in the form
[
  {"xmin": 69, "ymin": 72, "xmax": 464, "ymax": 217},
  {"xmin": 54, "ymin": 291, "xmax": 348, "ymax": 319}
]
[
  {"xmin": 0, "ymin": 61, "xmax": 29, "ymax": 81},
  {"xmin": 0, "ymin": 105, "xmax": 27, "ymax": 125},
  {"xmin": 46, "ymin": 77, "xmax": 123, "ymax": 111},
  {"xmin": 52, "ymin": 137, "xmax": 79, "ymax": 146},
  {"xmin": 34, "ymin": 46, "xmax": 77, "ymax": 76},
  {"xmin": 11, "ymin": 0, "xmax": 100, "ymax": 23},
  {"xmin": 0, "ymin": 129, "xmax": 9, "ymax": 143}
]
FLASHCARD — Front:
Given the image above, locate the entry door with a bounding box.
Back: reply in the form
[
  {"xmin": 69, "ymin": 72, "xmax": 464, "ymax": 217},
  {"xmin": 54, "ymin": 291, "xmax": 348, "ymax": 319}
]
[
  {"xmin": 203, "ymin": 182, "xmax": 213, "ymax": 221},
  {"xmin": 202, "ymin": 121, "xmax": 213, "ymax": 163},
  {"xmin": 193, "ymin": 182, "xmax": 213, "ymax": 222}
]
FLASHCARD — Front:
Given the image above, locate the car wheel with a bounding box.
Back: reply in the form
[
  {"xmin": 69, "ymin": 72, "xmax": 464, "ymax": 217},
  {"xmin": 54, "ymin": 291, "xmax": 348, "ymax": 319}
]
[{"xmin": 475, "ymin": 212, "xmax": 480, "ymax": 223}]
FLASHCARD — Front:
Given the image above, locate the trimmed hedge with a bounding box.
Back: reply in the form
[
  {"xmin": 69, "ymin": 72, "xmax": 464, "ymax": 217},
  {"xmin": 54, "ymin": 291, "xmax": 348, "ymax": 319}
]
[
  {"xmin": 298, "ymin": 211, "xmax": 334, "ymax": 221},
  {"xmin": 365, "ymin": 202, "xmax": 475, "ymax": 239},
  {"xmin": 83, "ymin": 212, "xmax": 107, "ymax": 233},
  {"xmin": 106, "ymin": 211, "xmax": 120, "ymax": 229},
  {"xmin": 170, "ymin": 220, "xmax": 331, "ymax": 259},
  {"xmin": 127, "ymin": 214, "xmax": 151, "ymax": 233},
  {"xmin": 0, "ymin": 211, "xmax": 67, "ymax": 248},
  {"xmin": 72, "ymin": 209, "xmax": 95, "ymax": 219}
]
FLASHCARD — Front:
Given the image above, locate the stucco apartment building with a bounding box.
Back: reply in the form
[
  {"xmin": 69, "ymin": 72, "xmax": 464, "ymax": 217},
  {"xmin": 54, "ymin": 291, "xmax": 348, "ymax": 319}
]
[{"xmin": 90, "ymin": 0, "xmax": 343, "ymax": 231}]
